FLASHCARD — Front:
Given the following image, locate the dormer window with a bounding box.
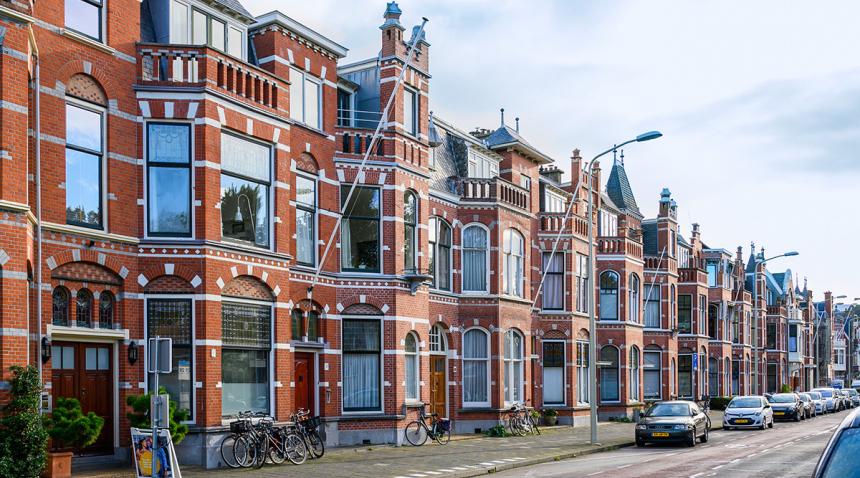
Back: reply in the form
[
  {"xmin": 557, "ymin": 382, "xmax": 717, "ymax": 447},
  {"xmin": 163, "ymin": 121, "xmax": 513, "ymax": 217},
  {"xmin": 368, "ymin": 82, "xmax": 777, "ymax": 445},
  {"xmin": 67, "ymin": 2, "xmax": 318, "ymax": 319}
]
[
  {"xmin": 467, "ymin": 151, "xmax": 498, "ymax": 179},
  {"xmin": 170, "ymin": 0, "xmax": 245, "ymax": 59}
]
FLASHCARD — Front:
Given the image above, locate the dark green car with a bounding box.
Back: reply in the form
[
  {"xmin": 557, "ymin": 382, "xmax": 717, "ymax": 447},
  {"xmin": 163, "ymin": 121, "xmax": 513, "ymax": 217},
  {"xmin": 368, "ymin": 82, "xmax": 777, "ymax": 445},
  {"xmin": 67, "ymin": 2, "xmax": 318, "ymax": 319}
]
[{"xmin": 635, "ymin": 401, "xmax": 710, "ymax": 447}]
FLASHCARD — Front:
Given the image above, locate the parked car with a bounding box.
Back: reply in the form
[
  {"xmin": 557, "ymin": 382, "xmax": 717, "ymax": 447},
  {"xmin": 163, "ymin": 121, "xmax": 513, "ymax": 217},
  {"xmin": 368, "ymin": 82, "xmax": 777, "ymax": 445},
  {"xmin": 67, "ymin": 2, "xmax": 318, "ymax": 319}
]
[
  {"xmin": 813, "ymin": 408, "xmax": 860, "ymax": 477},
  {"xmin": 848, "ymin": 388, "xmax": 860, "ymax": 408},
  {"xmin": 635, "ymin": 401, "xmax": 710, "ymax": 447},
  {"xmin": 799, "ymin": 393, "xmax": 816, "ymax": 419},
  {"xmin": 808, "ymin": 391, "xmax": 827, "ymax": 415},
  {"xmin": 836, "ymin": 389, "xmax": 852, "ymax": 410},
  {"xmin": 723, "ymin": 396, "xmax": 773, "ymax": 430},
  {"xmin": 769, "ymin": 393, "xmax": 804, "ymax": 421},
  {"xmin": 812, "ymin": 388, "xmax": 839, "ymax": 413}
]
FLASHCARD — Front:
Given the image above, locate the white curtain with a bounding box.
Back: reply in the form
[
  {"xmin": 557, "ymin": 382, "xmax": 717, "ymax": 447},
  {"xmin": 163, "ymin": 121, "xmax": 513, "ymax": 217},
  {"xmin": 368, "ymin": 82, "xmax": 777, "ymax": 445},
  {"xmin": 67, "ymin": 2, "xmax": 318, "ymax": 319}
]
[
  {"xmin": 343, "ymin": 319, "xmax": 381, "ymax": 410},
  {"xmin": 542, "ymin": 253, "xmax": 563, "ymax": 309},
  {"xmin": 463, "ymin": 330, "xmax": 488, "ymax": 404},
  {"xmin": 645, "ymin": 285, "xmax": 661, "ymax": 328},
  {"xmin": 463, "ymin": 227, "xmax": 487, "ymax": 291},
  {"xmin": 340, "ymin": 220, "xmax": 352, "ymax": 269},
  {"xmin": 221, "ymin": 133, "xmax": 270, "ymax": 182}
]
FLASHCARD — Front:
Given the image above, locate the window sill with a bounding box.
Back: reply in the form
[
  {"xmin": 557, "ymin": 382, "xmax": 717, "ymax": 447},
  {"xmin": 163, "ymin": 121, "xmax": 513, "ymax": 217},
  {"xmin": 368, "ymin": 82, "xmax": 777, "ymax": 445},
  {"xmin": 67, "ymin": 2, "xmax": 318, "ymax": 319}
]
[
  {"xmin": 404, "ymin": 401, "xmax": 424, "ymax": 408},
  {"xmin": 42, "ymin": 221, "xmax": 139, "ymax": 245},
  {"xmin": 62, "ymin": 29, "xmax": 115, "ymax": 55}
]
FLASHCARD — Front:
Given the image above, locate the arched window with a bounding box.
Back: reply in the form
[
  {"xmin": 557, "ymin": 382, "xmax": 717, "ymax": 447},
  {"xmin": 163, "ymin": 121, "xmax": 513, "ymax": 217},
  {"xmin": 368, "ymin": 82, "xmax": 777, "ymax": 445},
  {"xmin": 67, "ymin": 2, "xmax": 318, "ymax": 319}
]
[
  {"xmin": 76, "ymin": 289, "xmax": 93, "ymax": 327},
  {"xmin": 599, "ymin": 345, "xmax": 620, "ymax": 402},
  {"xmin": 403, "ymin": 191, "xmax": 418, "ymax": 273},
  {"xmin": 428, "ymin": 218, "xmax": 451, "ymax": 290},
  {"xmin": 599, "ymin": 271, "xmax": 619, "ymax": 320},
  {"xmin": 99, "ymin": 291, "xmax": 114, "ymax": 329},
  {"xmin": 644, "ymin": 345, "xmax": 662, "ymax": 400},
  {"xmin": 503, "ymin": 229, "xmax": 525, "ymax": 297},
  {"xmin": 52, "ymin": 287, "xmax": 70, "ymax": 326},
  {"xmin": 463, "ymin": 328, "xmax": 489, "ymax": 406},
  {"xmin": 292, "ymin": 308, "xmax": 320, "ymax": 342},
  {"xmin": 462, "ymin": 225, "xmax": 488, "ymax": 292},
  {"xmin": 291, "ymin": 308, "xmax": 304, "ymax": 340},
  {"xmin": 628, "ymin": 274, "xmax": 640, "ymax": 323},
  {"xmin": 429, "ymin": 324, "xmax": 447, "ymax": 353},
  {"xmin": 630, "ymin": 346, "xmax": 640, "ymax": 402},
  {"xmin": 405, "ymin": 332, "xmax": 419, "ymax": 401},
  {"xmin": 504, "ymin": 329, "xmax": 524, "ymax": 404}
]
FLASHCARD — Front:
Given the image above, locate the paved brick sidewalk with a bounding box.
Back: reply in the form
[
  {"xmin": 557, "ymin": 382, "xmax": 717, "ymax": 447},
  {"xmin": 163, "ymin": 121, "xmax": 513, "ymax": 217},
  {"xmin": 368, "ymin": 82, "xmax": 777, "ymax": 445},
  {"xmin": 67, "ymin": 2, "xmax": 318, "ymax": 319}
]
[{"xmin": 77, "ymin": 411, "xmax": 723, "ymax": 478}]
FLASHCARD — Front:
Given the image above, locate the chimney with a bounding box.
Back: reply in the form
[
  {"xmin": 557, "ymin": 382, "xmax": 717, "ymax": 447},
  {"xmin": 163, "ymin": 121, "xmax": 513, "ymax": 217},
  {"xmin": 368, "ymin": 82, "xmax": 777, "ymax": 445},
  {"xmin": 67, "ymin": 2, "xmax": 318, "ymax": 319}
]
[
  {"xmin": 825, "ymin": 291, "xmax": 833, "ymax": 317},
  {"xmin": 691, "ymin": 223, "xmax": 701, "ymax": 242},
  {"xmin": 539, "ymin": 165, "xmax": 563, "ymax": 184},
  {"xmin": 658, "ymin": 188, "xmax": 672, "ymax": 217},
  {"xmin": 500, "ymin": 108, "xmax": 505, "ymax": 127},
  {"xmin": 380, "ymin": 2, "xmax": 406, "ymax": 59},
  {"xmin": 515, "ymin": 117, "xmax": 520, "ymax": 132}
]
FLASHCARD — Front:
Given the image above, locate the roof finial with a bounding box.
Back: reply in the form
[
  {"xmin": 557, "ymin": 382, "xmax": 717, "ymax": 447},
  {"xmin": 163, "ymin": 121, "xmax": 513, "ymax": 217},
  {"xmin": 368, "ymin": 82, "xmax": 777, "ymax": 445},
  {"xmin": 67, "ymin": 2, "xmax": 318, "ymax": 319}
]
[
  {"xmin": 515, "ymin": 117, "xmax": 520, "ymax": 132},
  {"xmin": 613, "ymin": 148, "xmax": 617, "ymax": 163},
  {"xmin": 620, "ymin": 149, "xmax": 625, "ymax": 165},
  {"xmin": 500, "ymin": 108, "xmax": 505, "ymax": 127}
]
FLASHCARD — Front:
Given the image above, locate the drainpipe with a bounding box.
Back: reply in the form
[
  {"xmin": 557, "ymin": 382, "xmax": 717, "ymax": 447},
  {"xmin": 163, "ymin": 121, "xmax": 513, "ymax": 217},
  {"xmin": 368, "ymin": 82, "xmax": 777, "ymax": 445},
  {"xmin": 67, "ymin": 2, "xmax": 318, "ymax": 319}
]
[{"xmin": 34, "ymin": 53, "xmax": 43, "ymax": 378}]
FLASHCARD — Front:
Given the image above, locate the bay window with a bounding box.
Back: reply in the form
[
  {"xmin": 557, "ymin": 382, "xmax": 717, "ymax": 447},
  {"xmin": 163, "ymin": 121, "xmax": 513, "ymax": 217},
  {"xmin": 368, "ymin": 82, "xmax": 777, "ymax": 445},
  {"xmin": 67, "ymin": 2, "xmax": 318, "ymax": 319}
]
[
  {"xmin": 504, "ymin": 330, "xmax": 524, "ymax": 405},
  {"xmin": 542, "ymin": 252, "xmax": 563, "ymax": 310},
  {"xmin": 220, "ymin": 133, "xmax": 271, "ymax": 247},
  {"xmin": 467, "ymin": 151, "xmax": 498, "ymax": 179},
  {"xmin": 296, "ymin": 175, "xmax": 317, "ymax": 265},
  {"xmin": 65, "ymin": 102, "xmax": 104, "ymax": 229},
  {"xmin": 147, "ymin": 298, "xmax": 194, "ymax": 419},
  {"xmin": 343, "ymin": 317, "xmax": 381, "ymax": 411},
  {"xmin": 403, "ymin": 192, "xmax": 418, "ymax": 273},
  {"xmin": 503, "ymin": 229, "xmax": 525, "ymax": 297},
  {"xmin": 290, "ymin": 68, "xmax": 322, "ymax": 129},
  {"xmin": 147, "ymin": 123, "xmax": 191, "ymax": 236},
  {"xmin": 542, "ymin": 341, "xmax": 565, "ymax": 405},
  {"xmin": 221, "ymin": 302, "xmax": 272, "ymax": 417},
  {"xmin": 405, "ymin": 333, "xmax": 419, "ymax": 401},
  {"xmin": 599, "ymin": 271, "xmax": 619, "ymax": 320},
  {"xmin": 341, "ymin": 186, "xmax": 380, "ymax": 272},
  {"xmin": 428, "ymin": 218, "xmax": 451, "ymax": 290},
  {"xmin": 462, "ymin": 225, "xmax": 488, "ymax": 292},
  {"xmin": 644, "ymin": 284, "xmax": 661, "ymax": 328},
  {"xmin": 463, "ymin": 329, "xmax": 489, "ymax": 406},
  {"xmin": 66, "ymin": 0, "xmax": 103, "ymax": 41},
  {"xmin": 599, "ymin": 346, "xmax": 619, "ymax": 402}
]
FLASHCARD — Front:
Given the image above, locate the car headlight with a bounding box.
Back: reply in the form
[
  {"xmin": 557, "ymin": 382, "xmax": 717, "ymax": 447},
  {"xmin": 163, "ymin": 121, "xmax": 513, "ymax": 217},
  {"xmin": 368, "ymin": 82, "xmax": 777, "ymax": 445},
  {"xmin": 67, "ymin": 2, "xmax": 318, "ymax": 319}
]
[
  {"xmin": 754, "ymin": 411, "xmax": 762, "ymax": 416},
  {"xmin": 636, "ymin": 424, "xmax": 647, "ymax": 430},
  {"xmin": 673, "ymin": 424, "xmax": 690, "ymax": 430}
]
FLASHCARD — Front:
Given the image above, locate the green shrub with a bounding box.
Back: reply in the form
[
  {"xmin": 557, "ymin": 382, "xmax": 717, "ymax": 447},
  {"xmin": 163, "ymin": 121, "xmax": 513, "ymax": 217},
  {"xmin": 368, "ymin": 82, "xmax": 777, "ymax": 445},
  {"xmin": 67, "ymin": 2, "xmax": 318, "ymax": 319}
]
[
  {"xmin": 0, "ymin": 365, "xmax": 48, "ymax": 478},
  {"xmin": 126, "ymin": 388, "xmax": 190, "ymax": 444},
  {"xmin": 708, "ymin": 396, "xmax": 733, "ymax": 411},
  {"xmin": 484, "ymin": 424, "xmax": 509, "ymax": 437},
  {"xmin": 43, "ymin": 397, "xmax": 104, "ymax": 450},
  {"xmin": 780, "ymin": 384, "xmax": 792, "ymax": 393},
  {"xmin": 608, "ymin": 416, "xmax": 634, "ymax": 423},
  {"xmin": 541, "ymin": 408, "xmax": 558, "ymax": 417}
]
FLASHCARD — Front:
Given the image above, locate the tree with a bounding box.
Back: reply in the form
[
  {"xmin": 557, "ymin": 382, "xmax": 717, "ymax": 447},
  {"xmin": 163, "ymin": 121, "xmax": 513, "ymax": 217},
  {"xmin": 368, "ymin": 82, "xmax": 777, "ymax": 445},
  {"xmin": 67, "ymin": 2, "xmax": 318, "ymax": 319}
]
[{"xmin": 0, "ymin": 365, "xmax": 48, "ymax": 477}]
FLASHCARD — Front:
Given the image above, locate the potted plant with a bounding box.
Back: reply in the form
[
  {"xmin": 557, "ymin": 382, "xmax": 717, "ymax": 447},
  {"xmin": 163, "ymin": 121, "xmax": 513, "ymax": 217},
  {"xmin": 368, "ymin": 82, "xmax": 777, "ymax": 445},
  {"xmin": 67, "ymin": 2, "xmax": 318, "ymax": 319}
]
[
  {"xmin": 541, "ymin": 408, "xmax": 559, "ymax": 426},
  {"xmin": 42, "ymin": 397, "xmax": 104, "ymax": 478},
  {"xmin": 126, "ymin": 388, "xmax": 189, "ymax": 445}
]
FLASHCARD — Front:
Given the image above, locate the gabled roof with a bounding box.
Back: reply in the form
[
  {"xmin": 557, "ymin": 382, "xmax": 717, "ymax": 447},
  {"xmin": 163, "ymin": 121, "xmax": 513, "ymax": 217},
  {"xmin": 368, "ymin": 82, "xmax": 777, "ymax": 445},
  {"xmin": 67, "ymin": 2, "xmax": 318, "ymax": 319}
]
[
  {"xmin": 484, "ymin": 125, "xmax": 553, "ymax": 165},
  {"xmin": 606, "ymin": 159, "xmax": 642, "ymax": 218},
  {"xmin": 208, "ymin": 0, "xmax": 254, "ymax": 22}
]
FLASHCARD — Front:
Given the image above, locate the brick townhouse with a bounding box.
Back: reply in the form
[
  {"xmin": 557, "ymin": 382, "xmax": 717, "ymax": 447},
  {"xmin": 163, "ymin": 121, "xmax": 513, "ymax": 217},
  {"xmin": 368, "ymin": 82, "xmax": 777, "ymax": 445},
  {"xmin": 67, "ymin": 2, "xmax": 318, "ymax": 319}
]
[{"xmin": 0, "ymin": 0, "xmax": 830, "ymax": 469}]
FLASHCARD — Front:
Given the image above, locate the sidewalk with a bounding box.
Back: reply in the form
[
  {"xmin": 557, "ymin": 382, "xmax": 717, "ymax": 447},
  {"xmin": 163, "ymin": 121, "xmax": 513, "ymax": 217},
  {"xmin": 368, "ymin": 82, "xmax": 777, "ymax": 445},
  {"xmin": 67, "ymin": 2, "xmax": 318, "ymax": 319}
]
[{"xmin": 78, "ymin": 411, "xmax": 724, "ymax": 478}]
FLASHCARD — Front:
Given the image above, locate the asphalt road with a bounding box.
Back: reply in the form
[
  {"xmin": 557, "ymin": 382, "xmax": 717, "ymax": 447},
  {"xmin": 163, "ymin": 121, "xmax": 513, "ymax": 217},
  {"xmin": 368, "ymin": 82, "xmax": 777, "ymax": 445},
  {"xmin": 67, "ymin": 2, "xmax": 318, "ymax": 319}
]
[{"xmin": 493, "ymin": 410, "xmax": 847, "ymax": 478}]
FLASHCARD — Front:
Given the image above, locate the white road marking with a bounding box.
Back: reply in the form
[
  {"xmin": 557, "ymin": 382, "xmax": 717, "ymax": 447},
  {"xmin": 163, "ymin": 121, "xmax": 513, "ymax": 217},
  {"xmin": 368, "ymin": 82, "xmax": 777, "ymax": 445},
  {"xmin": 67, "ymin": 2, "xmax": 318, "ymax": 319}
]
[
  {"xmin": 689, "ymin": 473, "xmax": 705, "ymax": 478},
  {"xmin": 586, "ymin": 472, "xmax": 602, "ymax": 477},
  {"xmin": 616, "ymin": 464, "xmax": 631, "ymax": 469},
  {"xmin": 711, "ymin": 465, "xmax": 723, "ymax": 470}
]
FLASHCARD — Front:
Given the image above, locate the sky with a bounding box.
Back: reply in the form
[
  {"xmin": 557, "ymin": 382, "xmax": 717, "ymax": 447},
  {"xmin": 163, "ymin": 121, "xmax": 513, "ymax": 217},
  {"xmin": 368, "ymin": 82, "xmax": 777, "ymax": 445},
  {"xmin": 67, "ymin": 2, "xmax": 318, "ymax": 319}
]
[{"xmin": 244, "ymin": 0, "xmax": 860, "ymax": 302}]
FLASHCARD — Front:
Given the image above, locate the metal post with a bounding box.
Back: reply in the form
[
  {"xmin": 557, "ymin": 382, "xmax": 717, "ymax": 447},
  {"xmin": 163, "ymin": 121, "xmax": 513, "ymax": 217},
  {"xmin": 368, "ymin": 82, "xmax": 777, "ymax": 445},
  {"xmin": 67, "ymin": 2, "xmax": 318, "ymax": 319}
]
[
  {"xmin": 752, "ymin": 259, "xmax": 759, "ymax": 395},
  {"xmin": 587, "ymin": 169, "xmax": 598, "ymax": 445},
  {"xmin": 152, "ymin": 336, "xmax": 159, "ymax": 477}
]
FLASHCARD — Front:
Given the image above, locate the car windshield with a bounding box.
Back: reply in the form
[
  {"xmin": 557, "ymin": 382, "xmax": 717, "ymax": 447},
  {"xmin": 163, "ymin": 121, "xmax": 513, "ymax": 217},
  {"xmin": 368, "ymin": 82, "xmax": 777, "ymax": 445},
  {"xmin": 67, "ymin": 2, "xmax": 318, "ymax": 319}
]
[
  {"xmin": 809, "ymin": 393, "xmax": 822, "ymax": 400},
  {"xmin": 647, "ymin": 403, "xmax": 691, "ymax": 417},
  {"xmin": 816, "ymin": 390, "xmax": 833, "ymax": 398},
  {"xmin": 822, "ymin": 428, "xmax": 860, "ymax": 478},
  {"xmin": 728, "ymin": 397, "xmax": 762, "ymax": 408},
  {"xmin": 770, "ymin": 394, "xmax": 796, "ymax": 403},
  {"xmin": 850, "ymin": 390, "xmax": 858, "ymax": 396}
]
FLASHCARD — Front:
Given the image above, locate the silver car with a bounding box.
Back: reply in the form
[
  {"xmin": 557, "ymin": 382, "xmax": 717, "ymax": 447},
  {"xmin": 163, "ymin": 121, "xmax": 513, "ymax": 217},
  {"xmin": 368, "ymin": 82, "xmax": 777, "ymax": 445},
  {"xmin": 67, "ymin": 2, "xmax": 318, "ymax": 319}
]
[
  {"xmin": 808, "ymin": 391, "xmax": 827, "ymax": 414},
  {"xmin": 847, "ymin": 389, "xmax": 860, "ymax": 408},
  {"xmin": 723, "ymin": 395, "xmax": 774, "ymax": 430},
  {"xmin": 813, "ymin": 388, "xmax": 839, "ymax": 413}
]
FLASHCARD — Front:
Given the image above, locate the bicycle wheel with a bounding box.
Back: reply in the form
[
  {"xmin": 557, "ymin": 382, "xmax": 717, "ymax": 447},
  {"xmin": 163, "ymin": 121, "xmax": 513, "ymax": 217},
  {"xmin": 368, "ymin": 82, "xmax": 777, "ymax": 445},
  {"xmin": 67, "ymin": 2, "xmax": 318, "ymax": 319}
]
[
  {"xmin": 404, "ymin": 421, "xmax": 428, "ymax": 446},
  {"xmin": 530, "ymin": 415, "xmax": 541, "ymax": 435},
  {"xmin": 253, "ymin": 437, "xmax": 267, "ymax": 469},
  {"xmin": 285, "ymin": 433, "xmax": 308, "ymax": 465},
  {"xmin": 233, "ymin": 435, "xmax": 256, "ymax": 468},
  {"xmin": 433, "ymin": 427, "xmax": 451, "ymax": 445},
  {"xmin": 220, "ymin": 433, "xmax": 241, "ymax": 468},
  {"xmin": 512, "ymin": 417, "xmax": 527, "ymax": 436},
  {"xmin": 307, "ymin": 430, "xmax": 325, "ymax": 458},
  {"xmin": 268, "ymin": 434, "xmax": 287, "ymax": 465}
]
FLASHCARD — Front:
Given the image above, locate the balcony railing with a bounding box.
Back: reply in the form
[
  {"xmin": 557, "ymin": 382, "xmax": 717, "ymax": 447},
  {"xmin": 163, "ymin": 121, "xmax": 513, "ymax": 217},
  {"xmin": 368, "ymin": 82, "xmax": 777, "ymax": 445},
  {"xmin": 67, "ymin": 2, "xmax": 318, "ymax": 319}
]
[
  {"xmin": 596, "ymin": 236, "xmax": 643, "ymax": 259},
  {"xmin": 137, "ymin": 44, "xmax": 287, "ymax": 114},
  {"xmin": 644, "ymin": 256, "xmax": 677, "ymax": 273},
  {"xmin": 461, "ymin": 177, "xmax": 530, "ymax": 212},
  {"xmin": 539, "ymin": 212, "xmax": 589, "ymax": 238},
  {"xmin": 338, "ymin": 127, "xmax": 384, "ymax": 156},
  {"xmin": 678, "ymin": 267, "xmax": 708, "ymax": 284},
  {"xmin": 767, "ymin": 305, "xmax": 788, "ymax": 317}
]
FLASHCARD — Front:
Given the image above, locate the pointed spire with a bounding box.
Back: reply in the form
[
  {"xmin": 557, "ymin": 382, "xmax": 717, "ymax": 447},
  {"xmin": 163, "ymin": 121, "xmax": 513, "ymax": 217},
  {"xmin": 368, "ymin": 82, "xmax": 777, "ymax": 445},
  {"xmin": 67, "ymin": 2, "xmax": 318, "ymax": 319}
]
[
  {"xmin": 606, "ymin": 147, "xmax": 642, "ymax": 217},
  {"xmin": 380, "ymin": 1, "xmax": 404, "ymax": 30},
  {"xmin": 500, "ymin": 108, "xmax": 505, "ymax": 127},
  {"xmin": 515, "ymin": 117, "xmax": 520, "ymax": 132}
]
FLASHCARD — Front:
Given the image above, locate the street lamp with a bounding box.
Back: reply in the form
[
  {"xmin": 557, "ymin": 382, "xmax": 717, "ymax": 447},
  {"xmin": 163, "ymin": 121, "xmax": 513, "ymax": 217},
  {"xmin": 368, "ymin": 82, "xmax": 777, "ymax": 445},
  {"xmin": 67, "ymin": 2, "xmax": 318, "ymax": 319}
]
[
  {"xmin": 751, "ymin": 250, "xmax": 798, "ymax": 395},
  {"xmin": 585, "ymin": 131, "xmax": 662, "ymax": 445}
]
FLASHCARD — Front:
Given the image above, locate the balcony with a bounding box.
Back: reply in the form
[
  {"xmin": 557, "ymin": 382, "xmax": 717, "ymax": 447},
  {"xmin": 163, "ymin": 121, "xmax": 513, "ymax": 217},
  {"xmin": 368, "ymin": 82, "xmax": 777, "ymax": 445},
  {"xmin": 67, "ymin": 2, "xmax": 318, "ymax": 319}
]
[
  {"xmin": 539, "ymin": 212, "xmax": 589, "ymax": 239},
  {"xmin": 679, "ymin": 267, "xmax": 708, "ymax": 284},
  {"xmin": 137, "ymin": 44, "xmax": 287, "ymax": 114},
  {"xmin": 645, "ymin": 255, "xmax": 677, "ymax": 274},
  {"xmin": 338, "ymin": 127, "xmax": 384, "ymax": 156},
  {"xmin": 596, "ymin": 236, "xmax": 643, "ymax": 259},
  {"xmin": 460, "ymin": 177, "xmax": 530, "ymax": 212},
  {"xmin": 767, "ymin": 305, "xmax": 788, "ymax": 317}
]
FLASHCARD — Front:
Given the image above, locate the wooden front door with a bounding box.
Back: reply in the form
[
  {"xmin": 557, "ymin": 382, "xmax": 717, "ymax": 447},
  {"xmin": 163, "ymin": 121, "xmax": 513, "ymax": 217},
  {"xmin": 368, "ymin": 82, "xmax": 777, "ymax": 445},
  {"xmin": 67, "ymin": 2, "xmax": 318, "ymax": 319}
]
[
  {"xmin": 294, "ymin": 353, "xmax": 315, "ymax": 415},
  {"xmin": 51, "ymin": 342, "xmax": 114, "ymax": 455},
  {"xmin": 430, "ymin": 356, "xmax": 446, "ymax": 417}
]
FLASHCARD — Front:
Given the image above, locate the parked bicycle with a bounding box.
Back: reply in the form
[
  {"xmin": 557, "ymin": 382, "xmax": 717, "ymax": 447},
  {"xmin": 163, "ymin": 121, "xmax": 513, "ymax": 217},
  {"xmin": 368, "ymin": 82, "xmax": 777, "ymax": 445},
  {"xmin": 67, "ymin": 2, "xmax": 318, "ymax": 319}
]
[
  {"xmin": 505, "ymin": 402, "xmax": 541, "ymax": 436},
  {"xmin": 404, "ymin": 407, "xmax": 451, "ymax": 446},
  {"xmin": 220, "ymin": 411, "xmax": 305, "ymax": 469},
  {"xmin": 289, "ymin": 408, "xmax": 325, "ymax": 461}
]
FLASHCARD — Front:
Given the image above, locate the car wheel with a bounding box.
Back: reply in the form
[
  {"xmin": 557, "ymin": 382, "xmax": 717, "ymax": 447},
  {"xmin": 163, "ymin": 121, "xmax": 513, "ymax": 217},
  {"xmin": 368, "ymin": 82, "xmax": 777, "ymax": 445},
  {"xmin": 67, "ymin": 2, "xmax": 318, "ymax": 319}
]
[
  {"xmin": 636, "ymin": 438, "xmax": 645, "ymax": 448},
  {"xmin": 768, "ymin": 417, "xmax": 774, "ymax": 429},
  {"xmin": 687, "ymin": 428, "xmax": 697, "ymax": 447},
  {"xmin": 759, "ymin": 421, "xmax": 766, "ymax": 430},
  {"xmin": 725, "ymin": 425, "xmax": 732, "ymax": 431},
  {"xmin": 794, "ymin": 412, "xmax": 801, "ymax": 422},
  {"xmin": 700, "ymin": 427, "xmax": 709, "ymax": 443}
]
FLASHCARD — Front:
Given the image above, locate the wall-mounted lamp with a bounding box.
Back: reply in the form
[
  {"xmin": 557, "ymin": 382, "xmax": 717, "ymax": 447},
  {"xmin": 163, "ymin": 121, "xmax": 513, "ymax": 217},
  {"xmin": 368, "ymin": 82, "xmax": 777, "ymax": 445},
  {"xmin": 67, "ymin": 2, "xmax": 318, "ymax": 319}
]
[
  {"xmin": 41, "ymin": 337, "xmax": 51, "ymax": 364},
  {"xmin": 128, "ymin": 340, "xmax": 139, "ymax": 365}
]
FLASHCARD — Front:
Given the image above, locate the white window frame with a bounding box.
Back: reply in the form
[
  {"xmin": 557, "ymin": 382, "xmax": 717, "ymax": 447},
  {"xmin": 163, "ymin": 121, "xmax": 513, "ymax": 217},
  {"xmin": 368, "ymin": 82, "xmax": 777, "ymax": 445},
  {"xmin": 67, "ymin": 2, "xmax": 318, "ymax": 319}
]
[
  {"xmin": 461, "ymin": 223, "xmax": 490, "ymax": 294},
  {"xmin": 340, "ymin": 185, "xmax": 382, "ymax": 275},
  {"xmin": 542, "ymin": 339, "xmax": 566, "ymax": 406},
  {"xmin": 65, "ymin": 97, "xmax": 108, "ymax": 233},
  {"xmin": 402, "ymin": 87, "xmax": 418, "ymax": 137},
  {"xmin": 65, "ymin": 0, "xmax": 107, "ymax": 43},
  {"xmin": 643, "ymin": 348, "xmax": 662, "ymax": 401},
  {"xmin": 544, "ymin": 189, "xmax": 566, "ymax": 213},
  {"xmin": 576, "ymin": 340, "xmax": 589, "ymax": 405},
  {"xmin": 541, "ymin": 251, "xmax": 565, "ymax": 311},
  {"xmin": 644, "ymin": 284, "xmax": 661, "ymax": 329},
  {"xmin": 467, "ymin": 150, "xmax": 498, "ymax": 179},
  {"xmin": 628, "ymin": 273, "xmax": 640, "ymax": 324},
  {"xmin": 169, "ymin": 0, "xmax": 247, "ymax": 60},
  {"xmin": 341, "ymin": 314, "xmax": 384, "ymax": 414},
  {"xmin": 143, "ymin": 120, "xmax": 195, "ymax": 240},
  {"xmin": 630, "ymin": 346, "xmax": 640, "ymax": 402},
  {"xmin": 502, "ymin": 229, "xmax": 525, "ymax": 298},
  {"xmin": 462, "ymin": 327, "xmax": 491, "ymax": 408},
  {"xmin": 503, "ymin": 329, "xmax": 525, "ymax": 406},
  {"xmin": 599, "ymin": 271, "xmax": 620, "ymax": 321},
  {"xmin": 428, "ymin": 217, "xmax": 453, "ymax": 291},
  {"xmin": 404, "ymin": 332, "xmax": 420, "ymax": 402},
  {"xmin": 219, "ymin": 130, "xmax": 274, "ymax": 250},
  {"xmin": 599, "ymin": 345, "xmax": 620, "ymax": 403},
  {"xmin": 290, "ymin": 67, "xmax": 322, "ymax": 130}
]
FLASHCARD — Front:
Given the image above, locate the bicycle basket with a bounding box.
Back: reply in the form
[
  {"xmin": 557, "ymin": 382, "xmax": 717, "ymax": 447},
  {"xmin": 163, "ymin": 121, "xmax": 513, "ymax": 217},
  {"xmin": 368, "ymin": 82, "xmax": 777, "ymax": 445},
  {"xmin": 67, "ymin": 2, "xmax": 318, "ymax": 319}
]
[
  {"xmin": 229, "ymin": 419, "xmax": 252, "ymax": 433},
  {"xmin": 300, "ymin": 416, "xmax": 321, "ymax": 431},
  {"xmin": 439, "ymin": 419, "xmax": 451, "ymax": 432}
]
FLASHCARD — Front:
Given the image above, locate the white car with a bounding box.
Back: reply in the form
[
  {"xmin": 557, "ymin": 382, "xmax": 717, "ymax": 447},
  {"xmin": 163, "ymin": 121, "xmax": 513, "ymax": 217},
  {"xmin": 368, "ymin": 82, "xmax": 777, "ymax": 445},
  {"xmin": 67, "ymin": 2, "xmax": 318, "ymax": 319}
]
[
  {"xmin": 723, "ymin": 396, "xmax": 774, "ymax": 430},
  {"xmin": 808, "ymin": 391, "xmax": 827, "ymax": 414},
  {"xmin": 812, "ymin": 388, "xmax": 839, "ymax": 413}
]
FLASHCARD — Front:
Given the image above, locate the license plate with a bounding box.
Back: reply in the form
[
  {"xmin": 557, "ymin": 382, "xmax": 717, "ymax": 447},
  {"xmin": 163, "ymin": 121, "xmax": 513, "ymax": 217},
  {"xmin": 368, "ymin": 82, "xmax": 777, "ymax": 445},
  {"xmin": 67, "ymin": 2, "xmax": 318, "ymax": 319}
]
[
  {"xmin": 774, "ymin": 412, "xmax": 784, "ymax": 416},
  {"xmin": 735, "ymin": 419, "xmax": 749, "ymax": 424},
  {"xmin": 652, "ymin": 432, "xmax": 669, "ymax": 437}
]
